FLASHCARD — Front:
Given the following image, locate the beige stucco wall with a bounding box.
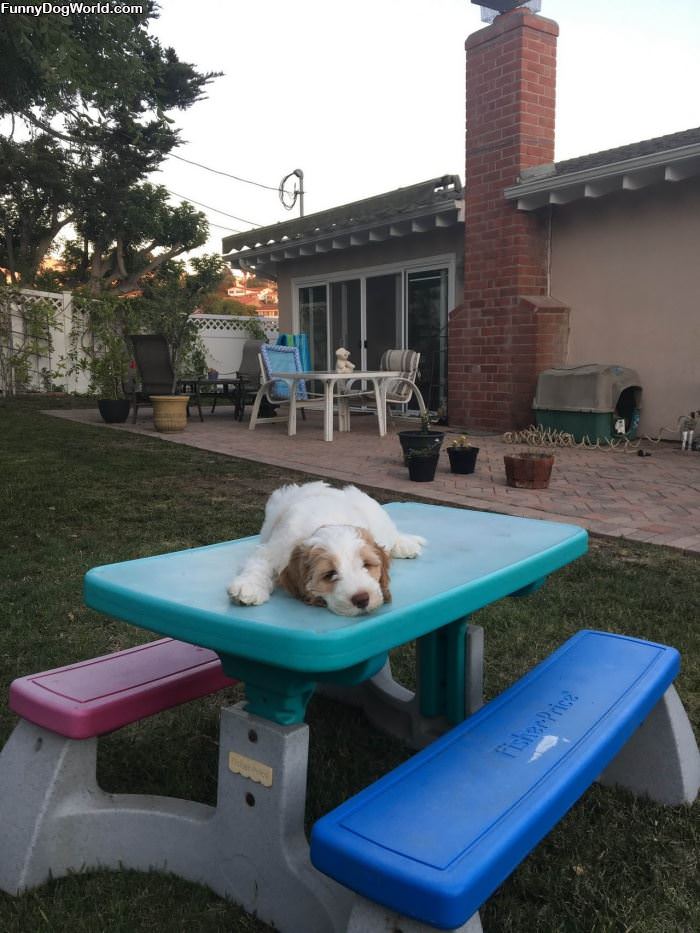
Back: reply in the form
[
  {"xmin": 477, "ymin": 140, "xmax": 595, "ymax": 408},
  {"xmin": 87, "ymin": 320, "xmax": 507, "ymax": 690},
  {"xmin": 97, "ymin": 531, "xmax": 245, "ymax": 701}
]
[
  {"xmin": 274, "ymin": 228, "xmax": 464, "ymax": 331},
  {"xmin": 550, "ymin": 180, "xmax": 700, "ymax": 437}
]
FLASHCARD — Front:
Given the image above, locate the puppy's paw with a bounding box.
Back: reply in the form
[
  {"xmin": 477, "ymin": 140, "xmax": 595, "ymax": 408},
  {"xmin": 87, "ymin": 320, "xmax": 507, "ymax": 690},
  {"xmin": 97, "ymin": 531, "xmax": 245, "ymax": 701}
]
[
  {"xmin": 227, "ymin": 577, "xmax": 270, "ymax": 606},
  {"xmin": 391, "ymin": 533, "xmax": 426, "ymax": 559}
]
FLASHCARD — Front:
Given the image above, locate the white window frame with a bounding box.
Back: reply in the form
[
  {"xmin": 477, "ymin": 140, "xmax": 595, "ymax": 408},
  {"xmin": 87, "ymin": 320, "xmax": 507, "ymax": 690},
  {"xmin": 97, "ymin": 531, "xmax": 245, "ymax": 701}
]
[{"xmin": 291, "ymin": 253, "xmax": 456, "ymax": 369}]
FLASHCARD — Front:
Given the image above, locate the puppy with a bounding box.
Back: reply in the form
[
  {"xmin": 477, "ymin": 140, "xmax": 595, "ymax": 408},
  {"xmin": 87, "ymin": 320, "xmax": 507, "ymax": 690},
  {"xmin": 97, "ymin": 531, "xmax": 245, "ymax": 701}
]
[{"xmin": 227, "ymin": 482, "xmax": 425, "ymax": 616}]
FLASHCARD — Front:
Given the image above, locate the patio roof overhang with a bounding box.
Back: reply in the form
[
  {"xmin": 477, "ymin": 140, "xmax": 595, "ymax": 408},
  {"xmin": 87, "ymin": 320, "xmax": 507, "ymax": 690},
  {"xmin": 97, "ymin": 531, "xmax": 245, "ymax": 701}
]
[
  {"xmin": 222, "ymin": 176, "xmax": 464, "ymax": 277},
  {"xmin": 504, "ymin": 141, "xmax": 700, "ymax": 211}
]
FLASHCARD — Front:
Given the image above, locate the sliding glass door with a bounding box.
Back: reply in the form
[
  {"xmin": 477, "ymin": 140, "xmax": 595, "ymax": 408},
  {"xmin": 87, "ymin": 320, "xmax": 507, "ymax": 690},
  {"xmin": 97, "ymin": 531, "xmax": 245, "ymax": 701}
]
[
  {"xmin": 298, "ymin": 285, "xmax": 328, "ymax": 370},
  {"xmin": 296, "ymin": 260, "xmax": 451, "ymax": 413},
  {"xmin": 365, "ymin": 273, "xmax": 401, "ymax": 370},
  {"xmin": 406, "ymin": 269, "xmax": 448, "ymax": 413},
  {"xmin": 330, "ymin": 279, "xmax": 362, "ymax": 364}
]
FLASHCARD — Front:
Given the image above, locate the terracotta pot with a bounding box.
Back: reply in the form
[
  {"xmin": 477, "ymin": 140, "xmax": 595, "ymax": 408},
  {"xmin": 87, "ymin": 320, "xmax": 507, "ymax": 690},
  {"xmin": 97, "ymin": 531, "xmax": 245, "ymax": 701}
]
[
  {"xmin": 504, "ymin": 453, "xmax": 554, "ymax": 489},
  {"xmin": 151, "ymin": 395, "xmax": 189, "ymax": 432}
]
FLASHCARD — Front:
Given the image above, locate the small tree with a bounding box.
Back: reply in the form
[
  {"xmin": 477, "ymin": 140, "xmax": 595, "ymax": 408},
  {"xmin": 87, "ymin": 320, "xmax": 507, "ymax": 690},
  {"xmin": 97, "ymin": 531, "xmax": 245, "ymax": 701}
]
[
  {"xmin": 131, "ymin": 255, "xmax": 225, "ymax": 392},
  {"xmin": 69, "ymin": 295, "xmax": 140, "ymax": 399}
]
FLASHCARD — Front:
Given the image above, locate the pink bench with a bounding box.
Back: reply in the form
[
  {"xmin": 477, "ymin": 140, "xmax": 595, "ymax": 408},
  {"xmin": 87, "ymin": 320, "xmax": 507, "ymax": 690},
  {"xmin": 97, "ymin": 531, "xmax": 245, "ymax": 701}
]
[{"xmin": 9, "ymin": 638, "xmax": 236, "ymax": 739}]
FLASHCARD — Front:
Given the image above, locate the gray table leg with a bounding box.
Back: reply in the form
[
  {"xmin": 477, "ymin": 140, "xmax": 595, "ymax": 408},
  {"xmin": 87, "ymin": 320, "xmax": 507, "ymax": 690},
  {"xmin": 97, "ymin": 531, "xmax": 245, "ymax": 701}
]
[{"xmin": 0, "ymin": 704, "xmax": 352, "ymax": 932}]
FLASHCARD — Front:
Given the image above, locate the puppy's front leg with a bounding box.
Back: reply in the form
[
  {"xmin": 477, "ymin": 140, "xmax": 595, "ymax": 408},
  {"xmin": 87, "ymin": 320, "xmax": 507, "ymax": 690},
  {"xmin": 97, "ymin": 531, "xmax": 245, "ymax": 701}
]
[
  {"xmin": 390, "ymin": 533, "xmax": 426, "ymax": 559},
  {"xmin": 227, "ymin": 548, "xmax": 276, "ymax": 606}
]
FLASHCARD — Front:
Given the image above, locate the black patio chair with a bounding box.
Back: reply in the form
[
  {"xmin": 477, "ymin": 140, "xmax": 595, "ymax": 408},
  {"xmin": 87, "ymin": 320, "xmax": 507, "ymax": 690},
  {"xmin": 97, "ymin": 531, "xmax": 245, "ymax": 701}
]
[
  {"xmin": 126, "ymin": 334, "xmax": 203, "ymax": 424},
  {"xmin": 232, "ymin": 338, "xmax": 266, "ymax": 420}
]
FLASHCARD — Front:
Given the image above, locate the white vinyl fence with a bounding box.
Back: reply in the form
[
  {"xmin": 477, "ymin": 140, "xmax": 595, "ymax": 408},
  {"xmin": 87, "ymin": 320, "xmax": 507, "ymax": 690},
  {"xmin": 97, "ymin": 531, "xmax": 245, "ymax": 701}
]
[
  {"xmin": 0, "ymin": 288, "xmax": 278, "ymax": 396},
  {"xmin": 0, "ymin": 288, "xmax": 92, "ymax": 395},
  {"xmin": 189, "ymin": 314, "xmax": 278, "ymax": 375}
]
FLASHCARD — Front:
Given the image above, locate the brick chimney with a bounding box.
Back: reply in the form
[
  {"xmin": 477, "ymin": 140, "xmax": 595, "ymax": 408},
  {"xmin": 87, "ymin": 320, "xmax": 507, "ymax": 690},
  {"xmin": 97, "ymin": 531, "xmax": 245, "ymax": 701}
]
[{"xmin": 449, "ymin": 7, "xmax": 569, "ymax": 431}]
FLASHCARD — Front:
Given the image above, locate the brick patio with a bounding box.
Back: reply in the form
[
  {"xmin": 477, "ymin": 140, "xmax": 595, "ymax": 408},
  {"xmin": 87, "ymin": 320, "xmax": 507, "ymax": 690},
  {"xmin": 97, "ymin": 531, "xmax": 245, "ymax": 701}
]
[{"xmin": 48, "ymin": 406, "xmax": 700, "ymax": 555}]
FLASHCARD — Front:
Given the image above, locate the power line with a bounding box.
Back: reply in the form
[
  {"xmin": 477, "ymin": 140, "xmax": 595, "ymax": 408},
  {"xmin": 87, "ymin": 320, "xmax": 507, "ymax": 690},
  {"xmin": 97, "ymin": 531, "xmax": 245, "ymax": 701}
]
[
  {"xmin": 167, "ymin": 189, "xmax": 260, "ymax": 227},
  {"xmin": 170, "ymin": 152, "xmax": 290, "ymax": 193}
]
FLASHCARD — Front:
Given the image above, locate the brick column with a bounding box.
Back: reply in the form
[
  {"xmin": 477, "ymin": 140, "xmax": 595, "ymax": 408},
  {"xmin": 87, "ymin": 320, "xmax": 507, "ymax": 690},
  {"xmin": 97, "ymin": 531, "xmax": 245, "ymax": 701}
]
[{"xmin": 449, "ymin": 8, "xmax": 566, "ymax": 431}]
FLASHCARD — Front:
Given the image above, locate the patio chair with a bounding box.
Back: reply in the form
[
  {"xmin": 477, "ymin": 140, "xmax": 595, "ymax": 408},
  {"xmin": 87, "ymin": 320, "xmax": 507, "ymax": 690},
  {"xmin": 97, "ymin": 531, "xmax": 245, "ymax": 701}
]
[
  {"xmin": 343, "ymin": 349, "xmax": 427, "ymax": 422},
  {"xmin": 127, "ymin": 334, "xmax": 203, "ymax": 424},
  {"xmin": 219, "ymin": 338, "xmax": 266, "ymax": 420},
  {"xmin": 248, "ymin": 344, "xmax": 327, "ymax": 433}
]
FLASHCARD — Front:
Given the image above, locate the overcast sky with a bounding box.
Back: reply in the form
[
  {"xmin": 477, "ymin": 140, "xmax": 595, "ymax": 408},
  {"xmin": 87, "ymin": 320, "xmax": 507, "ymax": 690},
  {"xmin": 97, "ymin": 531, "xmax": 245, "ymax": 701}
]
[{"xmin": 149, "ymin": 0, "xmax": 700, "ymax": 257}]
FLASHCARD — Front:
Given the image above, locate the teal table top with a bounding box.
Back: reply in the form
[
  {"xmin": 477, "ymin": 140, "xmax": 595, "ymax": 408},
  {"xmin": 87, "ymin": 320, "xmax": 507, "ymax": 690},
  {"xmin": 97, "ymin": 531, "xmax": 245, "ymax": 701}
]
[{"xmin": 84, "ymin": 502, "xmax": 588, "ymax": 676}]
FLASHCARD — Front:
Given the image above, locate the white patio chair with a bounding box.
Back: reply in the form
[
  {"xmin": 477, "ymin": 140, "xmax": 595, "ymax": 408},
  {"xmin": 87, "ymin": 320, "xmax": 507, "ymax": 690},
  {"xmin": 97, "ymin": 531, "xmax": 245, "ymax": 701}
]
[
  {"xmin": 248, "ymin": 344, "xmax": 328, "ymax": 435},
  {"xmin": 342, "ymin": 349, "xmax": 427, "ymax": 422}
]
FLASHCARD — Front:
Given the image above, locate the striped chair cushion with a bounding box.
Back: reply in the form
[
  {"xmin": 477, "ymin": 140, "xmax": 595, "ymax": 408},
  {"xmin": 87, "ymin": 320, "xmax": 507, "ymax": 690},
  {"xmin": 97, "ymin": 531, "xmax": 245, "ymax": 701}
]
[{"xmin": 380, "ymin": 349, "xmax": 420, "ymax": 402}]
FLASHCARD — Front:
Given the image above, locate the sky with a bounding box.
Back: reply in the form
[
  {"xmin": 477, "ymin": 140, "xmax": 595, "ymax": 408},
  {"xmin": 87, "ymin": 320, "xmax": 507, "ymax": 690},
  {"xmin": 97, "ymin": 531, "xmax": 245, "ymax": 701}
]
[{"xmin": 148, "ymin": 0, "xmax": 700, "ymax": 258}]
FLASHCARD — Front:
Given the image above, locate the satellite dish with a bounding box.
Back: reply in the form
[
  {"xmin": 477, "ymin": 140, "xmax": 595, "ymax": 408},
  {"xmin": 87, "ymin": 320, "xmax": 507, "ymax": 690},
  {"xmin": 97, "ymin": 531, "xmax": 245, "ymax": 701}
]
[{"xmin": 279, "ymin": 169, "xmax": 305, "ymax": 217}]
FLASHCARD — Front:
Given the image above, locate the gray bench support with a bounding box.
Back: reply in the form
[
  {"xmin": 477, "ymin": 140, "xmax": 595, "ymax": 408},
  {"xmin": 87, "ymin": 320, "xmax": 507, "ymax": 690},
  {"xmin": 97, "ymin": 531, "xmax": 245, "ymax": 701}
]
[
  {"xmin": 599, "ymin": 683, "xmax": 700, "ymax": 805},
  {"xmin": 347, "ymin": 898, "xmax": 483, "ymax": 932},
  {"xmin": 0, "ymin": 703, "xmax": 352, "ymax": 932}
]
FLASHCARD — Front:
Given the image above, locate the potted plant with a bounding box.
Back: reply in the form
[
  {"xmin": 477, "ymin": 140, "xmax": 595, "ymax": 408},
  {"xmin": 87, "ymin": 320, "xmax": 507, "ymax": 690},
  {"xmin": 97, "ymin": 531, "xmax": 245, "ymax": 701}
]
[
  {"xmin": 503, "ymin": 449, "xmax": 555, "ymax": 489},
  {"xmin": 406, "ymin": 445, "xmax": 441, "ymax": 482},
  {"xmin": 89, "ymin": 336, "xmax": 132, "ymax": 423},
  {"xmin": 398, "ymin": 410, "xmax": 445, "ymax": 464},
  {"xmin": 446, "ymin": 435, "xmax": 479, "ymax": 474},
  {"xmin": 59, "ymin": 294, "xmax": 135, "ymax": 423},
  {"xmin": 132, "ymin": 256, "xmax": 221, "ymax": 429}
]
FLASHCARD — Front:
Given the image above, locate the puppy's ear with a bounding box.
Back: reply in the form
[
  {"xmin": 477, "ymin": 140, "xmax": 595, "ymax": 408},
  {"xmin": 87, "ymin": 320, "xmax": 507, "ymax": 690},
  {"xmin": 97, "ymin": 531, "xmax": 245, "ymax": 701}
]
[
  {"xmin": 377, "ymin": 544, "xmax": 392, "ymax": 603},
  {"xmin": 279, "ymin": 545, "xmax": 325, "ymax": 606},
  {"xmin": 278, "ymin": 544, "xmax": 309, "ymax": 601}
]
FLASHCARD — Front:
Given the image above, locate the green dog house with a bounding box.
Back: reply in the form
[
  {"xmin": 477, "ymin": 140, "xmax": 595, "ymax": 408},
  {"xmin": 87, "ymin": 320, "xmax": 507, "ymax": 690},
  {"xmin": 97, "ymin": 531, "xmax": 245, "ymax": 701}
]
[{"xmin": 533, "ymin": 364, "xmax": 642, "ymax": 442}]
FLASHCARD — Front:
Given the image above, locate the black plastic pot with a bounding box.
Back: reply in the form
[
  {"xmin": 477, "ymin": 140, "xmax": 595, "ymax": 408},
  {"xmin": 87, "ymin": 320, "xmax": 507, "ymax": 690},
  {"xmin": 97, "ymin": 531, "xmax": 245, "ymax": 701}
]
[
  {"xmin": 447, "ymin": 445, "xmax": 479, "ymax": 474},
  {"xmin": 98, "ymin": 399, "xmax": 131, "ymax": 423},
  {"xmin": 398, "ymin": 430, "xmax": 444, "ymax": 464},
  {"xmin": 407, "ymin": 452, "xmax": 440, "ymax": 482}
]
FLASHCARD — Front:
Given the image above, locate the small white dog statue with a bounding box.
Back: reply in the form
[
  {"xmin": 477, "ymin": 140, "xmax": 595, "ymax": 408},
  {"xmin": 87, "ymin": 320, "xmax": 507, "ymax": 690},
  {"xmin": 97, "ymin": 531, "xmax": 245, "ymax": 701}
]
[
  {"xmin": 227, "ymin": 482, "xmax": 425, "ymax": 616},
  {"xmin": 335, "ymin": 347, "xmax": 356, "ymax": 373}
]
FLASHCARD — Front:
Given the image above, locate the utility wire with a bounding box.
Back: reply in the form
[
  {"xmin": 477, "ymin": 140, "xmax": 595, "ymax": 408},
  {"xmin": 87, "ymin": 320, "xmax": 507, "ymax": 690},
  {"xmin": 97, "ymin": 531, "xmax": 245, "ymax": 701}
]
[
  {"xmin": 170, "ymin": 152, "xmax": 294, "ymax": 194},
  {"xmin": 166, "ymin": 189, "xmax": 260, "ymax": 227}
]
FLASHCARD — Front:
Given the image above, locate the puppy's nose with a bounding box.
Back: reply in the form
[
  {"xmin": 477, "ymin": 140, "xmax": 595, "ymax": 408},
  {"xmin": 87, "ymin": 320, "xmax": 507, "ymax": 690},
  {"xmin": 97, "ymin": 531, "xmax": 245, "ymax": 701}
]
[{"xmin": 351, "ymin": 591, "xmax": 370, "ymax": 610}]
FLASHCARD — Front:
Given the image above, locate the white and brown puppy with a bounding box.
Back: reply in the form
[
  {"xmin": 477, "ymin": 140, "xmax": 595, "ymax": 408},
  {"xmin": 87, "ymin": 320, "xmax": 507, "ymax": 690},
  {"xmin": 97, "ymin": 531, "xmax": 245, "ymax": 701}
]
[{"xmin": 227, "ymin": 482, "xmax": 425, "ymax": 616}]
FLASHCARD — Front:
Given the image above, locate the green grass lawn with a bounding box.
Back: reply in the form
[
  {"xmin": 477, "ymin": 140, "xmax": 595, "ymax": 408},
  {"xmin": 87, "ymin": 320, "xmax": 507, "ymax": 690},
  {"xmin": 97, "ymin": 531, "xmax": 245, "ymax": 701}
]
[{"xmin": 1, "ymin": 398, "xmax": 698, "ymax": 933}]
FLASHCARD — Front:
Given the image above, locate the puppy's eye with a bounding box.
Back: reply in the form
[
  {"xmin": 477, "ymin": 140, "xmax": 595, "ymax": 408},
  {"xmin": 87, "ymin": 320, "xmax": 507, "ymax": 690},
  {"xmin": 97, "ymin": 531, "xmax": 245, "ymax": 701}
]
[
  {"xmin": 322, "ymin": 570, "xmax": 338, "ymax": 582},
  {"xmin": 363, "ymin": 561, "xmax": 378, "ymax": 570}
]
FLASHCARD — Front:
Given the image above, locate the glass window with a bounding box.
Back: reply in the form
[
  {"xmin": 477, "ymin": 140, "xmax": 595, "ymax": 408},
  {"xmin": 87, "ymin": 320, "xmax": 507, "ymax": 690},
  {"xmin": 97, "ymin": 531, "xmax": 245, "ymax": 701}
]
[
  {"xmin": 407, "ymin": 269, "xmax": 448, "ymax": 412},
  {"xmin": 365, "ymin": 273, "xmax": 401, "ymax": 370},
  {"xmin": 298, "ymin": 285, "xmax": 328, "ymax": 371}
]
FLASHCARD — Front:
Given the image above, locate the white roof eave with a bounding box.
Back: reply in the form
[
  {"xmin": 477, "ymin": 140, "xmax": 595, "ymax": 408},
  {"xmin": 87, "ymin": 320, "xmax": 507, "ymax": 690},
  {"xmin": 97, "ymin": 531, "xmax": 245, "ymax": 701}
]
[
  {"xmin": 222, "ymin": 201, "xmax": 463, "ymax": 267},
  {"xmin": 504, "ymin": 143, "xmax": 700, "ymax": 211}
]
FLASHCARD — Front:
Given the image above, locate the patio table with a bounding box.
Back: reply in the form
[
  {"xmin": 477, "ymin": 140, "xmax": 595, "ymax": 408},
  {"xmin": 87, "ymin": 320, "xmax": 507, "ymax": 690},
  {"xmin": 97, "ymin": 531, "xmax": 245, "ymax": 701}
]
[
  {"xmin": 83, "ymin": 501, "xmax": 587, "ymax": 932},
  {"xmin": 179, "ymin": 376, "xmax": 251, "ymax": 419},
  {"xmin": 272, "ymin": 369, "xmax": 401, "ymax": 441}
]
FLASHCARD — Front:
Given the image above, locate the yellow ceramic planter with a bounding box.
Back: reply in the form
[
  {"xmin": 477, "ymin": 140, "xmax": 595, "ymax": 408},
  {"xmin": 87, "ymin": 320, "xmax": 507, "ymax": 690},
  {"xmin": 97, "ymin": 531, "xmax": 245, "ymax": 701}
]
[{"xmin": 150, "ymin": 395, "xmax": 189, "ymax": 432}]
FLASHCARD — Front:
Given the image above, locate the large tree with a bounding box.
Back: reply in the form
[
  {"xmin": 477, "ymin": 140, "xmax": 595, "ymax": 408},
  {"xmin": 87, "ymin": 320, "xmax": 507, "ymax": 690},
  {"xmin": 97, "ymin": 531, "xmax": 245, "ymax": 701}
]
[{"xmin": 0, "ymin": 5, "xmax": 219, "ymax": 287}]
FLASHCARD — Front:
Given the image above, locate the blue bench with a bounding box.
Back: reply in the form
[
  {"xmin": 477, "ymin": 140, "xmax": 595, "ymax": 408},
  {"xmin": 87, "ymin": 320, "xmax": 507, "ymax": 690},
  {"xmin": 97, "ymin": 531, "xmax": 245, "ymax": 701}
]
[{"xmin": 310, "ymin": 630, "xmax": 700, "ymax": 932}]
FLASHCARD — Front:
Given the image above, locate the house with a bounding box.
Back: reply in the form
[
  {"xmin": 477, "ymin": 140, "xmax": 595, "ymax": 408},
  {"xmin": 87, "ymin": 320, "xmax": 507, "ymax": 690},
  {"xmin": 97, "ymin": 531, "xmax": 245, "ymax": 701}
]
[
  {"xmin": 223, "ymin": 4, "xmax": 700, "ymax": 435},
  {"xmin": 222, "ymin": 176, "xmax": 464, "ymax": 412}
]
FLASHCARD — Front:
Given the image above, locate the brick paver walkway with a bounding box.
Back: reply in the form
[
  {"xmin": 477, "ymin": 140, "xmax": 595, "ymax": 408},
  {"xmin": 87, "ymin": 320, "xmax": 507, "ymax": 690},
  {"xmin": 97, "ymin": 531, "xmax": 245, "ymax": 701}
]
[{"xmin": 48, "ymin": 406, "xmax": 700, "ymax": 555}]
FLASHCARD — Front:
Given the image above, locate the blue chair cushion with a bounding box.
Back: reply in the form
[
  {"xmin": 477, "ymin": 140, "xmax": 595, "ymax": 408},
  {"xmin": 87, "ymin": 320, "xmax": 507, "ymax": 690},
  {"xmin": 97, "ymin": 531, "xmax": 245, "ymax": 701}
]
[{"xmin": 261, "ymin": 344, "xmax": 308, "ymax": 401}]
